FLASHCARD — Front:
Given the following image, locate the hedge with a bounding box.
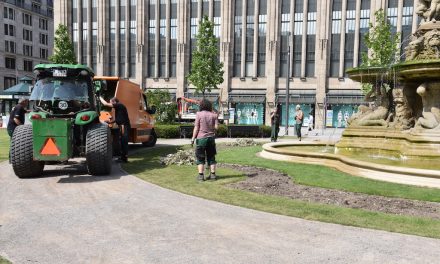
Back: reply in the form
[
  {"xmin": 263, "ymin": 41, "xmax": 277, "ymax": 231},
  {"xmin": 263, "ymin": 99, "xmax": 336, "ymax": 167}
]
[{"xmin": 154, "ymin": 124, "xmax": 271, "ymax": 138}]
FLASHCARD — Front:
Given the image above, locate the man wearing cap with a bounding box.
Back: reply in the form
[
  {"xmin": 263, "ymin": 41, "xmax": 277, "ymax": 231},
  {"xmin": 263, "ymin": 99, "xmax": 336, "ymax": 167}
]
[
  {"xmin": 7, "ymin": 98, "xmax": 28, "ymax": 138},
  {"xmin": 295, "ymin": 104, "xmax": 304, "ymax": 141}
]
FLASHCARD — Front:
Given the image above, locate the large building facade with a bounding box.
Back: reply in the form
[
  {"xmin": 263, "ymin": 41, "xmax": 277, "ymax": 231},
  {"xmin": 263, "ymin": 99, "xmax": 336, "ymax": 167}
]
[
  {"xmin": 0, "ymin": 0, "xmax": 54, "ymax": 114},
  {"xmin": 54, "ymin": 0, "xmax": 416, "ymax": 127}
]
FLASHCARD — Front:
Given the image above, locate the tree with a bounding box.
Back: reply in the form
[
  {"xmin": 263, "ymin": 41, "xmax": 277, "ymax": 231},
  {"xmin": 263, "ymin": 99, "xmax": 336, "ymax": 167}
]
[
  {"xmin": 361, "ymin": 9, "xmax": 400, "ymax": 67},
  {"xmin": 360, "ymin": 9, "xmax": 400, "ymax": 95},
  {"xmin": 187, "ymin": 15, "xmax": 224, "ymax": 96},
  {"xmin": 146, "ymin": 89, "xmax": 177, "ymax": 124},
  {"xmin": 49, "ymin": 24, "xmax": 77, "ymax": 64}
]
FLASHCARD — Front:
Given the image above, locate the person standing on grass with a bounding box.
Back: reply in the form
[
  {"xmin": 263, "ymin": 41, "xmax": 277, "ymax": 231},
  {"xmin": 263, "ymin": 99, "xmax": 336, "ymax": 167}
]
[
  {"xmin": 100, "ymin": 96, "xmax": 131, "ymax": 163},
  {"xmin": 191, "ymin": 99, "xmax": 219, "ymax": 181},
  {"xmin": 270, "ymin": 103, "xmax": 281, "ymax": 142},
  {"xmin": 7, "ymin": 98, "xmax": 28, "ymax": 138},
  {"xmin": 295, "ymin": 104, "xmax": 304, "ymax": 141}
]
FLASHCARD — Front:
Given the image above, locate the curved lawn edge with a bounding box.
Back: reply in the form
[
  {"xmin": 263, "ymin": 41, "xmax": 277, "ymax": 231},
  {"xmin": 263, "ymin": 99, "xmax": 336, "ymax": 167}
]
[
  {"xmin": 0, "ymin": 256, "xmax": 12, "ymax": 264},
  {"xmin": 122, "ymin": 145, "xmax": 440, "ymax": 239}
]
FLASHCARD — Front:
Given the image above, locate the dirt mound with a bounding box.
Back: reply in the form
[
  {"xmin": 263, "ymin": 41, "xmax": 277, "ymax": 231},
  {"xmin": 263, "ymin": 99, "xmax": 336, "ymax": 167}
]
[{"xmin": 222, "ymin": 164, "xmax": 440, "ymax": 220}]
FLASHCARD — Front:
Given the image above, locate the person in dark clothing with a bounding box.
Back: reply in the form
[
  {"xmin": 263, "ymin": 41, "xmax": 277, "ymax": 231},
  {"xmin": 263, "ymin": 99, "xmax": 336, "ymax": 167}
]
[
  {"xmin": 270, "ymin": 103, "xmax": 281, "ymax": 142},
  {"xmin": 100, "ymin": 96, "xmax": 131, "ymax": 162},
  {"xmin": 7, "ymin": 98, "xmax": 28, "ymax": 138}
]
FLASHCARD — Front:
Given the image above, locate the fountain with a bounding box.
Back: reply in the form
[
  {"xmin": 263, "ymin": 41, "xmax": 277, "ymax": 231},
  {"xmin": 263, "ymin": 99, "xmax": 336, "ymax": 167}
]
[{"xmin": 261, "ymin": 5, "xmax": 440, "ymax": 188}]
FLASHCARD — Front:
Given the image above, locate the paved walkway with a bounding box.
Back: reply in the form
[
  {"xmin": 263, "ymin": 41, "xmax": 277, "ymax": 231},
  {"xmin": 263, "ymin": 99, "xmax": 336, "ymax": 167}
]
[{"xmin": 1, "ymin": 140, "xmax": 440, "ymax": 263}]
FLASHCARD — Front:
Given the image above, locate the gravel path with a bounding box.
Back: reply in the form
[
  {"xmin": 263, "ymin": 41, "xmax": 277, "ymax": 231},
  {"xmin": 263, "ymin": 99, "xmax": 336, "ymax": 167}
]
[{"xmin": 1, "ymin": 155, "xmax": 440, "ymax": 263}]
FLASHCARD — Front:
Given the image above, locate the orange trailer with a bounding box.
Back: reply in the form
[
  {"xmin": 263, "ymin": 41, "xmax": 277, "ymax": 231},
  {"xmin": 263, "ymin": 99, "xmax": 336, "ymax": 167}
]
[{"xmin": 94, "ymin": 77, "xmax": 157, "ymax": 147}]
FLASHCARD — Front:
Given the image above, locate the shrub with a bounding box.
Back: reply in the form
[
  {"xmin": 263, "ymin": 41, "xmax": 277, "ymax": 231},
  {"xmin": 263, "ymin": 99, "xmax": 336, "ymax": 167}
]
[
  {"xmin": 259, "ymin": 125, "xmax": 271, "ymax": 138},
  {"xmin": 216, "ymin": 124, "xmax": 227, "ymax": 137},
  {"xmin": 155, "ymin": 124, "xmax": 180, "ymax": 138}
]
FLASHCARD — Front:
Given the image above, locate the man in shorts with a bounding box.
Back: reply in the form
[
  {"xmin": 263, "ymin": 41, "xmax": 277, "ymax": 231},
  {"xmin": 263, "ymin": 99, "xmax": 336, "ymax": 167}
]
[{"xmin": 191, "ymin": 99, "xmax": 219, "ymax": 181}]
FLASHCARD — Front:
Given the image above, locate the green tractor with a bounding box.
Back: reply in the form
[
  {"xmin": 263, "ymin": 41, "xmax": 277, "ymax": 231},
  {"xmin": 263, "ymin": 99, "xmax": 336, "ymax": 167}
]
[{"xmin": 10, "ymin": 64, "xmax": 112, "ymax": 178}]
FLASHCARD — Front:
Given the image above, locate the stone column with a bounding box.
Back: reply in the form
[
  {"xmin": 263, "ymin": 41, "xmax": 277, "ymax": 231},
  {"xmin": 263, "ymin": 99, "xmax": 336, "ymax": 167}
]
[
  {"xmin": 87, "ymin": 0, "xmax": 93, "ymax": 68},
  {"xmin": 77, "ymin": 0, "xmax": 83, "ymax": 64},
  {"xmin": 176, "ymin": 0, "xmax": 188, "ymax": 98},
  {"xmin": 412, "ymin": 0, "xmax": 418, "ymax": 33},
  {"xmin": 154, "ymin": 2, "xmax": 160, "ymax": 78},
  {"xmin": 115, "ymin": 0, "xmax": 120, "ymax": 76},
  {"xmin": 136, "ymin": 0, "xmax": 146, "ymax": 87},
  {"xmin": 96, "ymin": 0, "xmax": 108, "ymax": 76},
  {"xmin": 165, "ymin": 0, "xmax": 171, "ymax": 78},
  {"xmin": 125, "ymin": 0, "xmax": 130, "ymax": 79},
  {"xmin": 301, "ymin": 0, "xmax": 309, "ymax": 78},
  {"xmin": 265, "ymin": 0, "xmax": 279, "ymax": 126},
  {"xmin": 54, "ymin": 0, "xmax": 71, "ymax": 32},
  {"xmin": 338, "ymin": 0, "xmax": 347, "ymax": 78},
  {"xmin": 219, "ymin": 0, "xmax": 232, "ymax": 108},
  {"xmin": 241, "ymin": 0, "xmax": 246, "ymax": 78},
  {"xmin": 353, "ymin": 0, "xmax": 361, "ymax": 68},
  {"xmin": 252, "ymin": 0, "xmax": 259, "ymax": 78},
  {"xmin": 315, "ymin": 0, "xmax": 331, "ymax": 132}
]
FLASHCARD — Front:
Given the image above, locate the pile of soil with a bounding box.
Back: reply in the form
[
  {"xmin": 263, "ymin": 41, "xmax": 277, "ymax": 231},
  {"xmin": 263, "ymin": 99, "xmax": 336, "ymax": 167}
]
[{"xmin": 221, "ymin": 164, "xmax": 440, "ymax": 220}]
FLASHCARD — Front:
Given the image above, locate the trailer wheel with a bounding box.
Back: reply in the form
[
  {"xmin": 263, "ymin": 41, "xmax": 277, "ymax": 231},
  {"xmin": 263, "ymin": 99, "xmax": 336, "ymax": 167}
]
[
  {"xmin": 11, "ymin": 124, "xmax": 44, "ymax": 178},
  {"xmin": 86, "ymin": 124, "xmax": 112, "ymax": 175},
  {"xmin": 142, "ymin": 129, "xmax": 157, "ymax": 147}
]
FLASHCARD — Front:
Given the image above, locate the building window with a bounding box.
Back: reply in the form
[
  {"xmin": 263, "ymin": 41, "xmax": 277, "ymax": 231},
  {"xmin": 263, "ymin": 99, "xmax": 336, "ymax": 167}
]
[
  {"xmin": 5, "ymin": 41, "xmax": 16, "ymax": 53},
  {"xmin": 358, "ymin": 0, "xmax": 370, "ymax": 65},
  {"xmin": 280, "ymin": 0, "xmax": 290, "ymax": 78},
  {"xmin": 24, "ymin": 60, "xmax": 33, "ymax": 72},
  {"xmin": 189, "ymin": 0, "xmax": 198, "ymax": 67},
  {"xmin": 4, "ymin": 77, "xmax": 17, "ymax": 89},
  {"xmin": 47, "ymin": 8, "xmax": 53, "ymax": 17},
  {"xmin": 401, "ymin": 0, "xmax": 414, "ymax": 59},
  {"xmin": 306, "ymin": 0, "xmax": 316, "ymax": 77},
  {"xmin": 39, "ymin": 33, "xmax": 48, "ymax": 45},
  {"xmin": 23, "ymin": 29, "xmax": 33, "ymax": 41},
  {"xmin": 159, "ymin": 0, "xmax": 166, "ymax": 77},
  {"xmin": 81, "ymin": 0, "xmax": 88, "ymax": 65},
  {"xmin": 147, "ymin": 0, "xmax": 156, "ymax": 77},
  {"xmin": 40, "ymin": 48, "xmax": 48, "ymax": 59},
  {"xmin": 4, "ymin": 7, "xmax": 15, "ymax": 20},
  {"xmin": 23, "ymin": 13, "xmax": 32, "ymax": 26},
  {"xmin": 233, "ymin": 0, "xmax": 242, "ymax": 77},
  {"xmin": 344, "ymin": 0, "xmax": 356, "ymax": 75},
  {"xmin": 39, "ymin": 18, "xmax": 48, "ymax": 30},
  {"xmin": 330, "ymin": 0, "xmax": 342, "ymax": 77},
  {"xmin": 257, "ymin": 0, "xmax": 267, "ymax": 77},
  {"xmin": 32, "ymin": 3, "xmax": 41, "ymax": 13},
  {"xmin": 293, "ymin": 1, "xmax": 303, "ymax": 77},
  {"xmin": 5, "ymin": 57, "xmax": 16, "ymax": 69},
  {"xmin": 4, "ymin": 24, "xmax": 15, "ymax": 36},
  {"xmin": 72, "ymin": 0, "xmax": 79, "ymax": 57},
  {"xmin": 170, "ymin": 0, "xmax": 177, "ymax": 78},
  {"xmin": 23, "ymin": 44, "xmax": 33, "ymax": 56},
  {"xmin": 109, "ymin": 0, "xmax": 116, "ymax": 75},
  {"xmin": 245, "ymin": 0, "xmax": 255, "ymax": 77}
]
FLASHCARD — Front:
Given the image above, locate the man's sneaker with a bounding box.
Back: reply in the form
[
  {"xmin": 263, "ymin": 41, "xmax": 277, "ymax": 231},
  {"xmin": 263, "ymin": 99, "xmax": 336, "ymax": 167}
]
[
  {"xmin": 207, "ymin": 173, "xmax": 217, "ymax": 181},
  {"xmin": 197, "ymin": 174, "xmax": 204, "ymax": 181}
]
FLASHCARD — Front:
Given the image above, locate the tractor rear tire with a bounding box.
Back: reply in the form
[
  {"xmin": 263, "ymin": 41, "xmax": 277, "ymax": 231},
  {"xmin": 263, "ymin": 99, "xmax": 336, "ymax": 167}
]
[
  {"xmin": 11, "ymin": 124, "xmax": 44, "ymax": 178},
  {"xmin": 86, "ymin": 124, "xmax": 112, "ymax": 175},
  {"xmin": 142, "ymin": 129, "xmax": 157, "ymax": 147}
]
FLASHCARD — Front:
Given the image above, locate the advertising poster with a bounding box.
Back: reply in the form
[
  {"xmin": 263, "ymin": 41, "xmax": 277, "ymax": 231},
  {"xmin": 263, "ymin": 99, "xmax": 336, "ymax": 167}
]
[
  {"xmin": 326, "ymin": 110, "xmax": 333, "ymax": 127},
  {"xmin": 331, "ymin": 105, "xmax": 357, "ymax": 127},
  {"xmin": 280, "ymin": 104, "xmax": 312, "ymax": 126},
  {"xmin": 235, "ymin": 103, "xmax": 264, "ymax": 125}
]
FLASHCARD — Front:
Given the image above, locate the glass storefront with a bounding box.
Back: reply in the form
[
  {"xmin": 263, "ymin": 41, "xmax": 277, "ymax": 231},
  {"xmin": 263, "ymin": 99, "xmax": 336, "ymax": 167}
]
[
  {"xmin": 326, "ymin": 104, "xmax": 358, "ymax": 127},
  {"xmin": 280, "ymin": 103, "xmax": 312, "ymax": 126},
  {"xmin": 234, "ymin": 103, "xmax": 264, "ymax": 125}
]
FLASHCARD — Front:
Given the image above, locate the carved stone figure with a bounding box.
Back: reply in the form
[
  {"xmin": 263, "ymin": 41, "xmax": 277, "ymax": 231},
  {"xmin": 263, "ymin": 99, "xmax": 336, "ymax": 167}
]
[
  {"xmin": 429, "ymin": 0, "xmax": 440, "ymax": 21},
  {"xmin": 389, "ymin": 88, "xmax": 415, "ymax": 130},
  {"xmin": 348, "ymin": 85, "xmax": 390, "ymax": 127},
  {"xmin": 405, "ymin": 35, "xmax": 425, "ymax": 60},
  {"xmin": 416, "ymin": 0, "xmax": 430, "ymax": 22},
  {"xmin": 415, "ymin": 82, "xmax": 440, "ymax": 129}
]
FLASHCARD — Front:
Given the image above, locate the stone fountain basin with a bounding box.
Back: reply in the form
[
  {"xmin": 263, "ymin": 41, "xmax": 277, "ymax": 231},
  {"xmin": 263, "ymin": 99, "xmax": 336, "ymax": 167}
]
[
  {"xmin": 260, "ymin": 141, "xmax": 440, "ymax": 189},
  {"xmin": 394, "ymin": 59, "xmax": 440, "ymax": 81}
]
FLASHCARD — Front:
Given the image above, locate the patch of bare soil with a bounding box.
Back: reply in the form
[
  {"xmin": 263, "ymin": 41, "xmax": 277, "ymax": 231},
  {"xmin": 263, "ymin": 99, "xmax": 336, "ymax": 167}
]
[{"xmin": 220, "ymin": 164, "xmax": 440, "ymax": 220}]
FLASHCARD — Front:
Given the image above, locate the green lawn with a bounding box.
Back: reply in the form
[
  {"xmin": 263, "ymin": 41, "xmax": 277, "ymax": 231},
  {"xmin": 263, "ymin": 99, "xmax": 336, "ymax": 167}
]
[
  {"xmin": 123, "ymin": 145, "xmax": 440, "ymax": 239},
  {"xmin": 0, "ymin": 129, "xmax": 9, "ymax": 162},
  {"xmin": 217, "ymin": 146, "xmax": 440, "ymax": 202},
  {"xmin": 0, "ymin": 255, "xmax": 12, "ymax": 264}
]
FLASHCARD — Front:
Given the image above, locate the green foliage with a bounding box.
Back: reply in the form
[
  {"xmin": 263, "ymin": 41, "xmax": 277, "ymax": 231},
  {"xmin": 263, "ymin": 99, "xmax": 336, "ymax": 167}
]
[
  {"xmin": 361, "ymin": 9, "xmax": 400, "ymax": 68},
  {"xmin": 217, "ymin": 124, "xmax": 227, "ymax": 137},
  {"xmin": 155, "ymin": 124, "xmax": 180, "ymax": 138},
  {"xmin": 146, "ymin": 90, "xmax": 177, "ymax": 124},
  {"xmin": 259, "ymin": 125, "xmax": 272, "ymax": 137},
  {"xmin": 49, "ymin": 24, "xmax": 77, "ymax": 64},
  {"xmin": 187, "ymin": 15, "xmax": 224, "ymax": 96},
  {"xmin": 0, "ymin": 129, "xmax": 10, "ymax": 162}
]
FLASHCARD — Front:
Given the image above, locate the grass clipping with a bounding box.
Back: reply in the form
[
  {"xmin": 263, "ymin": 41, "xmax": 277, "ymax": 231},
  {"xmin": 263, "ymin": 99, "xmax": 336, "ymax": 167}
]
[
  {"xmin": 225, "ymin": 138, "xmax": 260, "ymax": 147},
  {"xmin": 161, "ymin": 149, "xmax": 196, "ymax": 166}
]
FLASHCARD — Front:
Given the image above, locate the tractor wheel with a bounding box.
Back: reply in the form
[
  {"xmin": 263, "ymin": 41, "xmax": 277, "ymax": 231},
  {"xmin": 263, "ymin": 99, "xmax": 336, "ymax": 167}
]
[
  {"xmin": 86, "ymin": 124, "xmax": 112, "ymax": 175},
  {"xmin": 142, "ymin": 129, "xmax": 157, "ymax": 147},
  {"xmin": 11, "ymin": 124, "xmax": 44, "ymax": 178}
]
